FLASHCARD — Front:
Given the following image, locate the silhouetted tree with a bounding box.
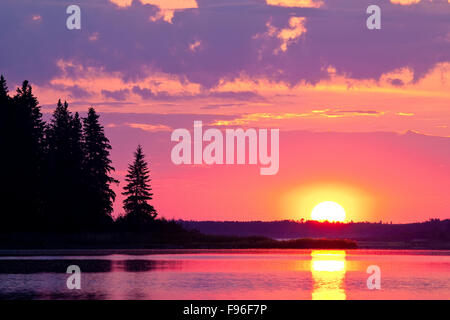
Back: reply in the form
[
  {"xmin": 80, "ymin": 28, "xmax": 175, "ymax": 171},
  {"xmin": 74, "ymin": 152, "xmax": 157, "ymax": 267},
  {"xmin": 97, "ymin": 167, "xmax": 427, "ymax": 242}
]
[
  {"xmin": 83, "ymin": 107, "xmax": 117, "ymax": 228},
  {"xmin": 70, "ymin": 112, "xmax": 86, "ymax": 226},
  {"xmin": 0, "ymin": 75, "xmax": 10, "ymax": 140},
  {"xmin": 71, "ymin": 112, "xmax": 84, "ymax": 183},
  {"xmin": 46, "ymin": 100, "xmax": 85, "ymax": 229},
  {"xmin": 122, "ymin": 145, "xmax": 157, "ymax": 226},
  {"xmin": 0, "ymin": 75, "xmax": 11, "ymax": 231},
  {"xmin": 0, "ymin": 75, "xmax": 8, "ymax": 103},
  {"xmin": 1, "ymin": 80, "xmax": 47, "ymax": 230},
  {"xmin": 0, "ymin": 75, "xmax": 10, "ymax": 142}
]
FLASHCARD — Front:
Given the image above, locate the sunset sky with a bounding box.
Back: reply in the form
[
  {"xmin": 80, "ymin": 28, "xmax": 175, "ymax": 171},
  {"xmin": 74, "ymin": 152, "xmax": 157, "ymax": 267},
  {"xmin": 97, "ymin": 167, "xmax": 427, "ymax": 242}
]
[{"xmin": 1, "ymin": 0, "xmax": 449, "ymax": 222}]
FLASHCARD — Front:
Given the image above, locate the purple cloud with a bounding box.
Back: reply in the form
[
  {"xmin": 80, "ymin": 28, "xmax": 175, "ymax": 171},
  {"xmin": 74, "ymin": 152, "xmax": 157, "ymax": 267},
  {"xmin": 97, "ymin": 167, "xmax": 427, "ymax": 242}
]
[
  {"xmin": 102, "ymin": 88, "xmax": 130, "ymax": 101},
  {"xmin": 0, "ymin": 0, "xmax": 448, "ymax": 89}
]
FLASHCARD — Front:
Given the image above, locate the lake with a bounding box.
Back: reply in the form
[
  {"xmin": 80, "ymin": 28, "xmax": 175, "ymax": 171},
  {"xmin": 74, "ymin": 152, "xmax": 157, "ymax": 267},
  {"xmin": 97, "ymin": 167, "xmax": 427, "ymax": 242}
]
[{"xmin": 0, "ymin": 249, "xmax": 449, "ymax": 300}]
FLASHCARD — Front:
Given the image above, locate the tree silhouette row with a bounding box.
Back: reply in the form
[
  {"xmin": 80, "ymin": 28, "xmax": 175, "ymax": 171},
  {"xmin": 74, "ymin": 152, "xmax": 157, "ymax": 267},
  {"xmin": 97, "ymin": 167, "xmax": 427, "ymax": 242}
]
[{"xmin": 0, "ymin": 76, "xmax": 157, "ymax": 232}]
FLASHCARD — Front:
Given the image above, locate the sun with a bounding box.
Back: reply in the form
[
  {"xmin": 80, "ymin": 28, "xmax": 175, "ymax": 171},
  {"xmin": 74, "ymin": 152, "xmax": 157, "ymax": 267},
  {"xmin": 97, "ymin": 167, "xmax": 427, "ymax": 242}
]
[{"xmin": 311, "ymin": 201, "xmax": 346, "ymax": 222}]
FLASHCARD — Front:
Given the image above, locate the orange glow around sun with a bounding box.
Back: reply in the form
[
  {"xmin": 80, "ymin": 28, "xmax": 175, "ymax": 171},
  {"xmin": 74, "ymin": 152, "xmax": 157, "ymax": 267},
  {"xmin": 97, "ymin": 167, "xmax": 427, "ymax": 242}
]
[
  {"xmin": 280, "ymin": 182, "xmax": 375, "ymax": 222},
  {"xmin": 311, "ymin": 201, "xmax": 346, "ymax": 222}
]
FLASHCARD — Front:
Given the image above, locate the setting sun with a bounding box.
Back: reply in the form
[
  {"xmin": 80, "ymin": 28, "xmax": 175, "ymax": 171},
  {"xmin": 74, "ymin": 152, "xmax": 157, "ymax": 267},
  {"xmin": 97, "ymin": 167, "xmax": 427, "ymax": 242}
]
[{"xmin": 311, "ymin": 201, "xmax": 346, "ymax": 222}]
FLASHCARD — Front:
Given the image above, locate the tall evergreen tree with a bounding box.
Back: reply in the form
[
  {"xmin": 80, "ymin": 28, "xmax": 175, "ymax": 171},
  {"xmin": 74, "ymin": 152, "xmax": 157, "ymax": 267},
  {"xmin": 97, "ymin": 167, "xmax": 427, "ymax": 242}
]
[
  {"xmin": 47, "ymin": 100, "xmax": 73, "ymax": 157},
  {"xmin": 5, "ymin": 80, "xmax": 47, "ymax": 230},
  {"xmin": 83, "ymin": 108, "xmax": 117, "ymax": 228},
  {"xmin": 0, "ymin": 75, "xmax": 10, "ymax": 139},
  {"xmin": 71, "ymin": 112, "xmax": 84, "ymax": 180},
  {"xmin": 46, "ymin": 100, "xmax": 85, "ymax": 229},
  {"xmin": 13, "ymin": 81, "xmax": 46, "ymax": 148},
  {"xmin": 0, "ymin": 75, "xmax": 12, "ymax": 231},
  {"xmin": 0, "ymin": 75, "xmax": 8, "ymax": 103},
  {"xmin": 122, "ymin": 145, "xmax": 157, "ymax": 225},
  {"xmin": 69, "ymin": 112, "xmax": 86, "ymax": 227}
]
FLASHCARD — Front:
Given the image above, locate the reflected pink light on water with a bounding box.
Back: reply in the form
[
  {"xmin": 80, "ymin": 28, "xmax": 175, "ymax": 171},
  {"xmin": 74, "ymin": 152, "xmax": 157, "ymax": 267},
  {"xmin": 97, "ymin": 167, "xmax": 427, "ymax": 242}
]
[{"xmin": 0, "ymin": 250, "xmax": 449, "ymax": 299}]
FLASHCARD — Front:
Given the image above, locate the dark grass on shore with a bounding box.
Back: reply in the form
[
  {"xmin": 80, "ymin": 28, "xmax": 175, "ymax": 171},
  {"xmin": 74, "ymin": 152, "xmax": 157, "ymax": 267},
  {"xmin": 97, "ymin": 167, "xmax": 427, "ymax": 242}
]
[{"xmin": 0, "ymin": 231, "xmax": 357, "ymax": 250}]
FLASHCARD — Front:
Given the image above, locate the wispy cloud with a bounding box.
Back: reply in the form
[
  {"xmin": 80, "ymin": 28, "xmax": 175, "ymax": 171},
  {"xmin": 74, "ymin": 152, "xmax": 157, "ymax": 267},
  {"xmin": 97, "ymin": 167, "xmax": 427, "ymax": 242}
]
[
  {"xmin": 266, "ymin": 0, "xmax": 323, "ymax": 8},
  {"xmin": 125, "ymin": 122, "xmax": 172, "ymax": 132},
  {"xmin": 211, "ymin": 112, "xmax": 309, "ymax": 126}
]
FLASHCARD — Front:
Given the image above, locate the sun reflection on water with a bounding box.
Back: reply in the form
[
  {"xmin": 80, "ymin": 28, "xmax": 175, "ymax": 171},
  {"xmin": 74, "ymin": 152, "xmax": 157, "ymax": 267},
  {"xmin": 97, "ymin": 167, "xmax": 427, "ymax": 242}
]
[{"xmin": 311, "ymin": 250, "xmax": 346, "ymax": 300}]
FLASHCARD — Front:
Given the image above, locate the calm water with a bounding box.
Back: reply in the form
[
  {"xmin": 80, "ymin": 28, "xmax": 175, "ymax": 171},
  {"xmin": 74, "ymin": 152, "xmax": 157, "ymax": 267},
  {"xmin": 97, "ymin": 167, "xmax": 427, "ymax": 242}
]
[{"xmin": 0, "ymin": 249, "xmax": 449, "ymax": 300}]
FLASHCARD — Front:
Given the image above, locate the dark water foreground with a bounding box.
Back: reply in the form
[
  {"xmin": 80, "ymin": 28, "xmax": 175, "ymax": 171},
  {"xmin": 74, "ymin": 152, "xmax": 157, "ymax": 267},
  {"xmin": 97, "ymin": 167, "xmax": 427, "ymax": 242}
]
[{"xmin": 0, "ymin": 249, "xmax": 449, "ymax": 300}]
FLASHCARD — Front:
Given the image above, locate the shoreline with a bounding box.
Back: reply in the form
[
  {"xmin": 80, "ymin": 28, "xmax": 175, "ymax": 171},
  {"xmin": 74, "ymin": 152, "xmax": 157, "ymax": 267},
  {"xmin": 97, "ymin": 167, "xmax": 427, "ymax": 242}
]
[
  {"xmin": 1, "ymin": 247, "xmax": 450, "ymax": 257},
  {"xmin": 0, "ymin": 232, "xmax": 358, "ymax": 251},
  {"xmin": 1, "ymin": 232, "xmax": 449, "ymax": 252}
]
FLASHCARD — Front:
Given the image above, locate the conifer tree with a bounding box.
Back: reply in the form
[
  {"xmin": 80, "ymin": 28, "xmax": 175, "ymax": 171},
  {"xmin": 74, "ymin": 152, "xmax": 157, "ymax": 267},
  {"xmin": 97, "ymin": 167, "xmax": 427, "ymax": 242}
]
[
  {"xmin": 69, "ymin": 112, "xmax": 86, "ymax": 226},
  {"xmin": 71, "ymin": 112, "xmax": 84, "ymax": 180},
  {"xmin": 122, "ymin": 145, "xmax": 157, "ymax": 225},
  {"xmin": 14, "ymin": 81, "xmax": 46, "ymax": 149},
  {"xmin": 0, "ymin": 75, "xmax": 12, "ymax": 231},
  {"xmin": 8, "ymin": 80, "xmax": 47, "ymax": 229},
  {"xmin": 0, "ymin": 75, "xmax": 8, "ymax": 103},
  {"xmin": 0, "ymin": 75, "xmax": 10, "ymax": 140},
  {"xmin": 46, "ymin": 100, "xmax": 85, "ymax": 228}
]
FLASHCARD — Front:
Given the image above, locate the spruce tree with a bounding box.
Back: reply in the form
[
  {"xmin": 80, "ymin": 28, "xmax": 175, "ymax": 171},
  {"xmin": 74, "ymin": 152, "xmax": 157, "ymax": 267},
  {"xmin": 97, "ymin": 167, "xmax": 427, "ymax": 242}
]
[
  {"xmin": 14, "ymin": 81, "xmax": 46, "ymax": 149},
  {"xmin": 69, "ymin": 112, "xmax": 86, "ymax": 227},
  {"xmin": 46, "ymin": 100, "xmax": 85, "ymax": 229},
  {"xmin": 83, "ymin": 108, "xmax": 117, "ymax": 228},
  {"xmin": 0, "ymin": 75, "xmax": 8, "ymax": 103},
  {"xmin": 0, "ymin": 75, "xmax": 9, "ymax": 140},
  {"xmin": 71, "ymin": 112, "xmax": 84, "ymax": 180},
  {"xmin": 0, "ymin": 75, "xmax": 12, "ymax": 231},
  {"xmin": 122, "ymin": 145, "xmax": 157, "ymax": 226}
]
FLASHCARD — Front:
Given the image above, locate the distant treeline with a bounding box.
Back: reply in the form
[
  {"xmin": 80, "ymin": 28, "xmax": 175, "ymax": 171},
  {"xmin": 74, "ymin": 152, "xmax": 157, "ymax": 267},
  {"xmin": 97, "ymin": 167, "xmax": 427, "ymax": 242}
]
[
  {"xmin": 180, "ymin": 219, "xmax": 450, "ymax": 242},
  {"xmin": 0, "ymin": 76, "xmax": 160, "ymax": 232}
]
